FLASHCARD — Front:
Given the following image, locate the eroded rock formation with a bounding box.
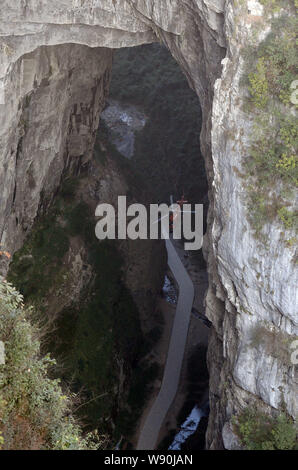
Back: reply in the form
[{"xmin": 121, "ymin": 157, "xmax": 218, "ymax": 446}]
[{"xmin": 0, "ymin": 0, "xmax": 297, "ymax": 449}]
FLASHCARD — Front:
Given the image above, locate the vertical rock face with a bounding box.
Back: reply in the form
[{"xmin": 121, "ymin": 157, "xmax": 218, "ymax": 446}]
[
  {"xmin": 0, "ymin": 43, "xmax": 113, "ymax": 260},
  {"xmin": 205, "ymin": 2, "xmax": 297, "ymax": 448},
  {"xmin": 0, "ymin": 1, "xmax": 296, "ymax": 448}
]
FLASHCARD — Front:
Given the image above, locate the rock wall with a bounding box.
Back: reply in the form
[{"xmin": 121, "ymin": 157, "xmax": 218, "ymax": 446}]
[
  {"xmin": 205, "ymin": 1, "xmax": 297, "ymax": 448},
  {"xmin": 0, "ymin": 1, "xmax": 297, "ymax": 449},
  {"xmin": 0, "ymin": 42, "xmax": 113, "ymax": 262}
]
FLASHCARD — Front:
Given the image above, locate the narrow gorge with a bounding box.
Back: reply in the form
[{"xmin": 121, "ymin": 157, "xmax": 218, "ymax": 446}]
[{"xmin": 0, "ymin": 0, "xmax": 297, "ymax": 451}]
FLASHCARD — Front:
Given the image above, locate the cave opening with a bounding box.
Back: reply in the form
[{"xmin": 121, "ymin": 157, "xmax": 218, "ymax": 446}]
[
  {"xmin": 6, "ymin": 41, "xmax": 211, "ymax": 451},
  {"xmin": 98, "ymin": 43, "xmax": 211, "ymax": 450}
]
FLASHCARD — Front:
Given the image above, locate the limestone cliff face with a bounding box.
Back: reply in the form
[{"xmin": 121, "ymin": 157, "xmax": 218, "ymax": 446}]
[
  {"xmin": 0, "ymin": 42, "xmax": 113, "ymax": 263},
  {"xmin": 0, "ymin": 1, "xmax": 297, "ymax": 449}
]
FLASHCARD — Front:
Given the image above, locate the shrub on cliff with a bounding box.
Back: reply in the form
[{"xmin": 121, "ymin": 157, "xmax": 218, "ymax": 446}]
[
  {"xmin": 242, "ymin": 11, "xmax": 298, "ymax": 242},
  {"xmin": 233, "ymin": 408, "xmax": 297, "ymax": 450},
  {"xmin": 0, "ymin": 277, "xmax": 102, "ymax": 450}
]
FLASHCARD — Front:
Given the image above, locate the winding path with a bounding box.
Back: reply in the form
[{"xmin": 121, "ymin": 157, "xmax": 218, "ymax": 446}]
[{"xmin": 137, "ymin": 238, "xmax": 194, "ymax": 450}]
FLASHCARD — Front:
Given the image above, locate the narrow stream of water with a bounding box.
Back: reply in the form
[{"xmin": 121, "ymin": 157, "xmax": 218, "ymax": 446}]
[{"xmin": 168, "ymin": 406, "xmax": 206, "ymax": 450}]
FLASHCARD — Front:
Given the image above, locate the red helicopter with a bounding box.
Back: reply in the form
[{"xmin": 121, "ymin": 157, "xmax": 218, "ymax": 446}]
[
  {"xmin": 176, "ymin": 195, "xmax": 188, "ymax": 207},
  {"xmin": 154, "ymin": 194, "xmax": 195, "ymax": 231},
  {"xmin": 152, "ymin": 194, "xmax": 196, "ymax": 233},
  {"xmin": 169, "ymin": 195, "xmax": 189, "ymax": 230}
]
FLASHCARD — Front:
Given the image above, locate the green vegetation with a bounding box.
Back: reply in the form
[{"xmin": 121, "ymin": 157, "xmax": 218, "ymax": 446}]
[
  {"xmin": 248, "ymin": 58, "xmax": 269, "ymax": 109},
  {"xmin": 8, "ymin": 175, "xmax": 160, "ymax": 443},
  {"xmin": 109, "ymin": 44, "xmax": 207, "ymax": 204},
  {"xmin": 260, "ymin": 0, "xmax": 297, "ymax": 14},
  {"xmin": 242, "ymin": 12, "xmax": 298, "ymax": 241},
  {"xmin": 246, "ymin": 14, "xmax": 297, "ymax": 107},
  {"xmin": 233, "ymin": 408, "xmax": 297, "ymax": 450},
  {"xmin": 8, "ymin": 211, "xmax": 69, "ymax": 304},
  {"xmin": 48, "ymin": 240, "xmax": 140, "ymax": 431},
  {"xmin": 0, "ymin": 278, "xmax": 103, "ymax": 449},
  {"xmin": 278, "ymin": 206, "xmax": 297, "ymax": 230},
  {"xmin": 8, "ymin": 194, "xmax": 122, "ymax": 432}
]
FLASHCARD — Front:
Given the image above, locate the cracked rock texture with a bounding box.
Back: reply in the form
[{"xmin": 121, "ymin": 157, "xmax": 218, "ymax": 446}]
[{"xmin": 0, "ymin": 0, "xmax": 297, "ymax": 449}]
